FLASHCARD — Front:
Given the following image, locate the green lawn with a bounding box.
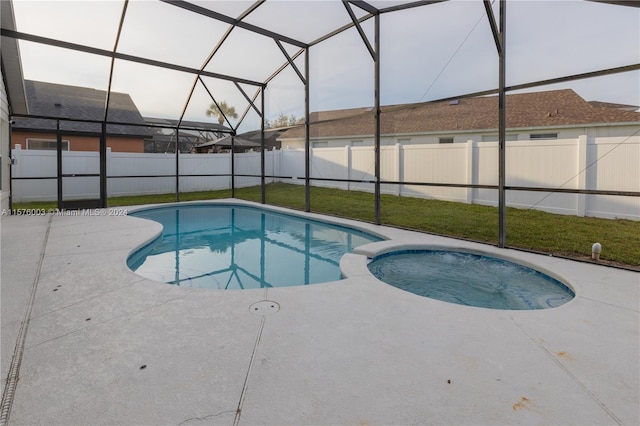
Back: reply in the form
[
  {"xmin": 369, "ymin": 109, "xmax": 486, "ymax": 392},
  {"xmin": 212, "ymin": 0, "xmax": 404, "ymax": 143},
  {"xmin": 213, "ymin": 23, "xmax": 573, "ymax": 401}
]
[{"xmin": 12, "ymin": 182, "xmax": 640, "ymax": 268}]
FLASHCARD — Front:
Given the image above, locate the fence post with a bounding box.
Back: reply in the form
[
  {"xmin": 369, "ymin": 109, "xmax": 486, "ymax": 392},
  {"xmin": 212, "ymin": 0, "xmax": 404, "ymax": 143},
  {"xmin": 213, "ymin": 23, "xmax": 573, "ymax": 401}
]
[
  {"xmin": 274, "ymin": 149, "xmax": 281, "ymax": 184},
  {"xmin": 309, "ymin": 147, "xmax": 314, "ymax": 190},
  {"xmin": 466, "ymin": 139, "xmax": 474, "ymax": 204},
  {"xmin": 345, "ymin": 145, "xmax": 350, "ymax": 191},
  {"xmin": 395, "ymin": 143, "xmax": 401, "ymax": 196},
  {"xmin": 106, "ymin": 147, "xmax": 112, "ymax": 198},
  {"xmin": 228, "ymin": 152, "xmax": 233, "ymax": 194},
  {"xmin": 576, "ymin": 135, "xmax": 587, "ymax": 217}
]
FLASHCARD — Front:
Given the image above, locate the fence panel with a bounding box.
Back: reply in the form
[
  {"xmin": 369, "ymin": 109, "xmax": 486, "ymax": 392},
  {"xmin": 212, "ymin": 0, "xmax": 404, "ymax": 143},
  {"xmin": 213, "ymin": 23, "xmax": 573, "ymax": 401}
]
[
  {"xmin": 234, "ymin": 152, "xmax": 263, "ymax": 188},
  {"xmin": 11, "ymin": 146, "xmax": 57, "ymax": 202},
  {"xmin": 179, "ymin": 152, "xmax": 230, "ymax": 193},
  {"xmin": 62, "ymin": 150, "xmax": 100, "ymax": 200},
  {"xmin": 506, "ymin": 139, "xmax": 580, "ymax": 214},
  {"xmin": 380, "ymin": 145, "xmax": 400, "ymax": 195},
  {"xmin": 349, "ymin": 147, "xmax": 375, "ymax": 193},
  {"xmin": 586, "ymin": 136, "xmax": 640, "ymax": 219},
  {"xmin": 108, "ymin": 151, "xmax": 177, "ymax": 197},
  {"xmin": 472, "ymin": 141, "xmax": 498, "ymax": 206},
  {"xmin": 400, "ymin": 143, "xmax": 468, "ymax": 202},
  {"xmin": 279, "ymin": 149, "xmax": 305, "ymax": 185},
  {"xmin": 310, "ymin": 147, "xmax": 350, "ymax": 189}
]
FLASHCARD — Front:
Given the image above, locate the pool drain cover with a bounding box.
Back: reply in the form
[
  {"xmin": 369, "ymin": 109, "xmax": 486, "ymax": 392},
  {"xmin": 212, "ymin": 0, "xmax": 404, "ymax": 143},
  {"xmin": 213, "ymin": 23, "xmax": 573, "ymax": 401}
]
[{"xmin": 250, "ymin": 300, "xmax": 280, "ymax": 316}]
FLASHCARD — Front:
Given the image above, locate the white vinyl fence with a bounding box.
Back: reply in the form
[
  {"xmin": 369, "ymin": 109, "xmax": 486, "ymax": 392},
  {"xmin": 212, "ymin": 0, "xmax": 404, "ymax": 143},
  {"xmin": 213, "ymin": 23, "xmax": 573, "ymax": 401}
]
[
  {"xmin": 11, "ymin": 135, "xmax": 640, "ymax": 220},
  {"xmin": 11, "ymin": 146, "xmax": 279, "ymax": 202}
]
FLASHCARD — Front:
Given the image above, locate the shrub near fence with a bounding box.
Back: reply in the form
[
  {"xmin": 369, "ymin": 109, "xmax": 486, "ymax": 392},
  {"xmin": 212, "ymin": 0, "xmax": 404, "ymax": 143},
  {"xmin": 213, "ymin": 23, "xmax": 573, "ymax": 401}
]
[{"xmin": 11, "ymin": 135, "xmax": 640, "ymax": 220}]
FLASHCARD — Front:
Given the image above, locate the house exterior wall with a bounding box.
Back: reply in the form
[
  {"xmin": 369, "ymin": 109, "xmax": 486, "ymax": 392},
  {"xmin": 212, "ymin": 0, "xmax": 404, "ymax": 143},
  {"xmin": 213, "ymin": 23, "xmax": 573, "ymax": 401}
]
[
  {"xmin": 11, "ymin": 131, "xmax": 145, "ymax": 153},
  {"xmin": 1, "ymin": 77, "xmax": 10, "ymax": 210},
  {"xmin": 279, "ymin": 123, "xmax": 640, "ymax": 150},
  {"xmin": 105, "ymin": 137, "xmax": 145, "ymax": 153}
]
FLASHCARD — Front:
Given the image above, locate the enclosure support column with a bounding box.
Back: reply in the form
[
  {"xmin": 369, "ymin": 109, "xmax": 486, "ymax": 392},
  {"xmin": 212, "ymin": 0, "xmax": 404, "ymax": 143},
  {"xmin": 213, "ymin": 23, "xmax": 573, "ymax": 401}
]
[
  {"xmin": 56, "ymin": 120, "xmax": 62, "ymax": 210},
  {"xmin": 483, "ymin": 0, "xmax": 507, "ymax": 246},
  {"xmin": 175, "ymin": 127, "xmax": 180, "ymax": 202},
  {"xmin": 344, "ymin": 1, "xmax": 380, "ymax": 221},
  {"xmin": 7, "ymin": 120, "xmax": 13, "ymax": 210},
  {"xmin": 498, "ymin": 0, "xmax": 506, "ymax": 247},
  {"xmin": 101, "ymin": 0, "xmax": 126, "ymax": 209},
  {"xmin": 374, "ymin": 13, "xmax": 381, "ymax": 225},
  {"xmin": 100, "ymin": 122, "xmax": 107, "ymax": 207},
  {"xmin": 260, "ymin": 87, "xmax": 265, "ymax": 204},
  {"xmin": 305, "ymin": 47, "xmax": 311, "ymax": 212},
  {"xmin": 231, "ymin": 134, "xmax": 235, "ymax": 198}
]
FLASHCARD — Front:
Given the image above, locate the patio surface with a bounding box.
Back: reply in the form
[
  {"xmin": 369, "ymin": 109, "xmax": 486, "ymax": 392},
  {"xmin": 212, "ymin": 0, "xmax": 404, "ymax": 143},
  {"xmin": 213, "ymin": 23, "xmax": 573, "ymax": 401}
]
[{"xmin": 1, "ymin": 200, "xmax": 638, "ymax": 425}]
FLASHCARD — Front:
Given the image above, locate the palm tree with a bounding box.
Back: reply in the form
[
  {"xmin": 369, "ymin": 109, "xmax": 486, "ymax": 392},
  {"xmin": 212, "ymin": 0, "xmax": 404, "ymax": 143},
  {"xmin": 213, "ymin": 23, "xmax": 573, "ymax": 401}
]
[{"xmin": 206, "ymin": 101, "xmax": 238, "ymax": 126}]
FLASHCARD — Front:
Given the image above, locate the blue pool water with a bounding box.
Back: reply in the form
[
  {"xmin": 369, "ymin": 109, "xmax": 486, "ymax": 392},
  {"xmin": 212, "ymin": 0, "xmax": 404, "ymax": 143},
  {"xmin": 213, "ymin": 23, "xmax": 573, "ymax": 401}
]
[
  {"xmin": 368, "ymin": 250, "xmax": 574, "ymax": 310},
  {"xmin": 128, "ymin": 204, "xmax": 382, "ymax": 289}
]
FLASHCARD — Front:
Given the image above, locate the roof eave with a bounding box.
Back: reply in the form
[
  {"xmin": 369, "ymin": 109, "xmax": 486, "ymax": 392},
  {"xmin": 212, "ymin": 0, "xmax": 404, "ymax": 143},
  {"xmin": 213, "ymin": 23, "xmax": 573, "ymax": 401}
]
[
  {"xmin": 584, "ymin": 0, "xmax": 640, "ymax": 8},
  {"xmin": 1, "ymin": 0, "xmax": 28, "ymax": 115}
]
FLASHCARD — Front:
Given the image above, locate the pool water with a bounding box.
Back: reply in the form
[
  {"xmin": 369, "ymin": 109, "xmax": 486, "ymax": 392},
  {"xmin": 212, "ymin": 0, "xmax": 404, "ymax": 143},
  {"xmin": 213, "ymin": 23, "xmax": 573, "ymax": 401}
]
[
  {"xmin": 368, "ymin": 250, "xmax": 574, "ymax": 310},
  {"xmin": 128, "ymin": 204, "xmax": 382, "ymax": 289}
]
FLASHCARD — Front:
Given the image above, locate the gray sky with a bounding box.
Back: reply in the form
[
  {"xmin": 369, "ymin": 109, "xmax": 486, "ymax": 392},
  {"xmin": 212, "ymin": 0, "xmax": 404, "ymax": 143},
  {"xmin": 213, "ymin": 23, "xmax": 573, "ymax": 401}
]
[{"xmin": 11, "ymin": 0, "xmax": 640, "ymax": 132}]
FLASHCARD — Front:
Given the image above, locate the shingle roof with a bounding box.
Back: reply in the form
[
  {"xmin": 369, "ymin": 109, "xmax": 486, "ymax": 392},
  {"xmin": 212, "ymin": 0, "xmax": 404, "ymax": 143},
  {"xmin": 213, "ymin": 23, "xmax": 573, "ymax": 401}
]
[
  {"xmin": 281, "ymin": 89, "xmax": 640, "ymax": 139},
  {"xmin": 587, "ymin": 100, "xmax": 639, "ymax": 111},
  {"xmin": 12, "ymin": 80, "xmax": 151, "ymax": 137},
  {"xmin": 195, "ymin": 136, "xmax": 261, "ymax": 148},
  {"xmin": 238, "ymin": 128, "xmax": 282, "ymax": 149},
  {"xmin": 144, "ymin": 117, "xmax": 230, "ymax": 132}
]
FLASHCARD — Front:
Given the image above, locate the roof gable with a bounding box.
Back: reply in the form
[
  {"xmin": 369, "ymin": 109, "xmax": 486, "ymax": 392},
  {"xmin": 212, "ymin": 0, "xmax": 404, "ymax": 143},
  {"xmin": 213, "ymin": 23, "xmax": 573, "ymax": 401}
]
[{"xmin": 13, "ymin": 80, "xmax": 150, "ymax": 137}]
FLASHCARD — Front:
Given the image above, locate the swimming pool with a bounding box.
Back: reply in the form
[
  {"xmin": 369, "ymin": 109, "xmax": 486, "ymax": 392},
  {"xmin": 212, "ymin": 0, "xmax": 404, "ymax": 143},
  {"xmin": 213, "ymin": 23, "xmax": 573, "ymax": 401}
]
[
  {"xmin": 367, "ymin": 249, "xmax": 574, "ymax": 310},
  {"xmin": 128, "ymin": 203, "xmax": 383, "ymax": 289}
]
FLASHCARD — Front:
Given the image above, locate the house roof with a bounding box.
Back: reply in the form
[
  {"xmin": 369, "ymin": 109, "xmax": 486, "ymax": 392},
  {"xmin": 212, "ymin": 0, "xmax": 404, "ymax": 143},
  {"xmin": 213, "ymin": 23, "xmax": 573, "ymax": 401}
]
[
  {"xmin": 195, "ymin": 135, "xmax": 261, "ymax": 149},
  {"xmin": 238, "ymin": 128, "xmax": 282, "ymax": 149},
  {"xmin": 11, "ymin": 80, "xmax": 151, "ymax": 137},
  {"xmin": 144, "ymin": 117, "xmax": 231, "ymax": 133},
  {"xmin": 280, "ymin": 89, "xmax": 640, "ymax": 139},
  {"xmin": 587, "ymin": 100, "xmax": 639, "ymax": 111},
  {"xmin": 146, "ymin": 133, "xmax": 200, "ymax": 144}
]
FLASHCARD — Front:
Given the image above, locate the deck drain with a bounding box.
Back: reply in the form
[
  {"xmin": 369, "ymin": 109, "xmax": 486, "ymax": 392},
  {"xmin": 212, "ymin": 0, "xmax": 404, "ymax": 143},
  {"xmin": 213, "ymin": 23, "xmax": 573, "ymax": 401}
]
[{"xmin": 249, "ymin": 300, "xmax": 280, "ymax": 316}]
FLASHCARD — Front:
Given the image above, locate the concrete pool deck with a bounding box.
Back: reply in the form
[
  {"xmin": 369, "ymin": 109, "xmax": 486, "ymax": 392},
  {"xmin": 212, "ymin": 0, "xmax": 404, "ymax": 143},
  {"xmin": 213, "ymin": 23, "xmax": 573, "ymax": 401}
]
[{"xmin": 1, "ymin": 200, "xmax": 638, "ymax": 425}]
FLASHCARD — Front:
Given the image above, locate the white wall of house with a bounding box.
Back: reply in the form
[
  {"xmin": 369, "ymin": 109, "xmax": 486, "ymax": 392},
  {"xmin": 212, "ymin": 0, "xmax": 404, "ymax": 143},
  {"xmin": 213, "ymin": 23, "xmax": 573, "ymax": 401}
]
[
  {"xmin": 279, "ymin": 123, "xmax": 640, "ymax": 150},
  {"xmin": 1, "ymin": 77, "xmax": 10, "ymax": 211},
  {"xmin": 11, "ymin": 134, "xmax": 640, "ymax": 220}
]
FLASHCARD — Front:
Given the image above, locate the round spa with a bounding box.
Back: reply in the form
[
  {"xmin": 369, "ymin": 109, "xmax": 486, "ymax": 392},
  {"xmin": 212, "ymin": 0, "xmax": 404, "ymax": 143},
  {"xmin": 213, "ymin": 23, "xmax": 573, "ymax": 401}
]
[{"xmin": 367, "ymin": 250, "xmax": 574, "ymax": 310}]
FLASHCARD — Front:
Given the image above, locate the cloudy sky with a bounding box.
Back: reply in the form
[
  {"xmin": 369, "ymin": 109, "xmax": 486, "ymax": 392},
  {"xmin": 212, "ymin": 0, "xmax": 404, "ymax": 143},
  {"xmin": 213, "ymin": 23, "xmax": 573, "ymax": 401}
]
[{"xmin": 10, "ymin": 0, "xmax": 640, "ymax": 132}]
